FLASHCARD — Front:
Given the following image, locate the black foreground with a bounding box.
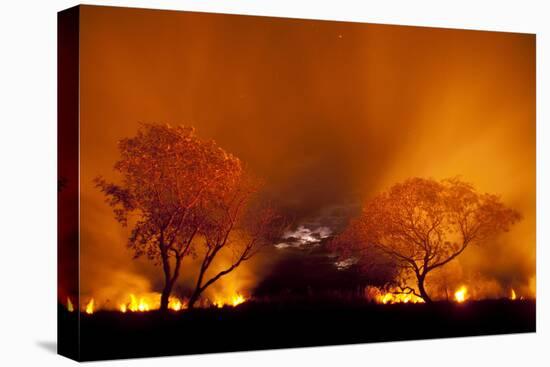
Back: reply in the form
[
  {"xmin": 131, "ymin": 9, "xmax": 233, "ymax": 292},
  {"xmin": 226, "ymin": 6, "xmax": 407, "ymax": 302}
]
[{"xmin": 59, "ymin": 299, "xmax": 536, "ymax": 361}]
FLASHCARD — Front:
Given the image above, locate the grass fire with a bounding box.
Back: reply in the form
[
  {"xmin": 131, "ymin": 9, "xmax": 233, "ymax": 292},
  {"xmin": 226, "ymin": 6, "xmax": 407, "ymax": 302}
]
[
  {"xmin": 59, "ymin": 120, "xmax": 534, "ymax": 361},
  {"xmin": 64, "ymin": 122, "xmax": 534, "ymax": 329},
  {"xmin": 71, "ymin": 291, "xmax": 250, "ymax": 314},
  {"xmin": 57, "ymin": 12, "xmax": 536, "ymax": 359}
]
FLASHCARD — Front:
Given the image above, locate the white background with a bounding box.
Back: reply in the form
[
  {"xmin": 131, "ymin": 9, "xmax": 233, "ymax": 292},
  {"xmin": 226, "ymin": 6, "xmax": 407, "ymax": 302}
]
[{"xmin": 0, "ymin": 0, "xmax": 547, "ymax": 366}]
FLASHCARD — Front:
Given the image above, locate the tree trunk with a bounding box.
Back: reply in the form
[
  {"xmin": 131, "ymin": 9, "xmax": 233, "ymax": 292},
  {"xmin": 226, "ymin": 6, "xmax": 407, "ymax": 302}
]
[
  {"xmin": 159, "ymin": 280, "xmax": 174, "ymax": 312},
  {"xmin": 187, "ymin": 290, "xmax": 201, "ymax": 309},
  {"xmin": 159, "ymin": 243, "xmax": 172, "ymax": 313},
  {"xmin": 188, "ymin": 262, "xmax": 207, "ymax": 309},
  {"xmin": 417, "ymin": 274, "xmax": 432, "ymax": 303}
]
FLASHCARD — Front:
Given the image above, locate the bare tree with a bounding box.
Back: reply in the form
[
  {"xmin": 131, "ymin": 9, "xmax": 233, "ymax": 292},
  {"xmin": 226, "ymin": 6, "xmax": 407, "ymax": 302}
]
[{"xmin": 330, "ymin": 177, "xmax": 521, "ymax": 303}]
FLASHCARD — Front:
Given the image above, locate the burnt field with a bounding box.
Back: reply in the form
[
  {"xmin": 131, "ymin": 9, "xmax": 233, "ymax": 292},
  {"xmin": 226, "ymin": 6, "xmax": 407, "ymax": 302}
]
[{"xmin": 59, "ymin": 299, "xmax": 535, "ymax": 361}]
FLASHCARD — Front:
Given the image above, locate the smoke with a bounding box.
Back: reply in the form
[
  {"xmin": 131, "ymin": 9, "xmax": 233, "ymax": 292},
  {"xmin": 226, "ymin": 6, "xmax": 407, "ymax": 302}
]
[{"xmin": 369, "ymin": 63, "xmax": 536, "ymax": 298}]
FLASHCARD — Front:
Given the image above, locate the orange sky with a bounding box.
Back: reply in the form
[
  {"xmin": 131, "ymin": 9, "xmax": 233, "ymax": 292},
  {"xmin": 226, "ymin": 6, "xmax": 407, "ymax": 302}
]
[{"xmin": 77, "ymin": 5, "xmax": 535, "ymax": 299}]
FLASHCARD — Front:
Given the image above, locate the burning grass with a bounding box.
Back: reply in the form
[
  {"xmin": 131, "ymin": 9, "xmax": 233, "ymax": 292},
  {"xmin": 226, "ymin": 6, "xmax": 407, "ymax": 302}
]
[
  {"xmin": 363, "ymin": 284, "xmax": 527, "ymax": 305},
  {"xmin": 67, "ymin": 284, "xmax": 528, "ymax": 314},
  {"xmin": 69, "ymin": 291, "xmax": 249, "ymax": 314}
]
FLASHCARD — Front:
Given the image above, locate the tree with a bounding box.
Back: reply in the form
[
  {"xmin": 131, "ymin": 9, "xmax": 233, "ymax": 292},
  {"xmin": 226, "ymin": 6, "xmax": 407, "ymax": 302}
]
[
  {"xmin": 187, "ymin": 191, "xmax": 280, "ymax": 308},
  {"xmin": 96, "ymin": 123, "xmax": 276, "ymax": 312},
  {"xmin": 330, "ymin": 177, "xmax": 521, "ymax": 303}
]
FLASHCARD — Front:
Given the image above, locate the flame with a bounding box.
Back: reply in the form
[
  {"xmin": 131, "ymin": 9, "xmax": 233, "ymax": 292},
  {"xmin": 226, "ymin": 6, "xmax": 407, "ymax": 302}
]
[
  {"xmin": 103, "ymin": 292, "xmax": 242, "ymax": 310},
  {"xmin": 67, "ymin": 297, "xmax": 74, "ymax": 312},
  {"xmin": 377, "ymin": 292, "xmax": 425, "ymax": 304},
  {"xmin": 365, "ymin": 286, "xmax": 425, "ymax": 304},
  {"xmin": 128, "ymin": 294, "xmax": 151, "ymax": 312},
  {"xmin": 365, "ymin": 284, "xmax": 531, "ymax": 304},
  {"xmin": 115, "ymin": 293, "xmax": 188, "ymax": 313},
  {"xmin": 231, "ymin": 293, "xmax": 246, "ymax": 306},
  {"xmin": 81, "ymin": 291, "xmax": 248, "ymax": 313},
  {"xmin": 454, "ymin": 286, "xmax": 468, "ymax": 303},
  {"xmin": 85, "ymin": 298, "xmax": 95, "ymax": 314},
  {"xmin": 213, "ymin": 293, "xmax": 247, "ymax": 308},
  {"xmin": 168, "ymin": 298, "xmax": 186, "ymax": 311}
]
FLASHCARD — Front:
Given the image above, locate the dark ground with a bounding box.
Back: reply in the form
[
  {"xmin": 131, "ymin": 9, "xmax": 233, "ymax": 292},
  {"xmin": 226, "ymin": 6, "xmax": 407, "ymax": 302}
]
[{"xmin": 59, "ymin": 299, "xmax": 535, "ymax": 361}]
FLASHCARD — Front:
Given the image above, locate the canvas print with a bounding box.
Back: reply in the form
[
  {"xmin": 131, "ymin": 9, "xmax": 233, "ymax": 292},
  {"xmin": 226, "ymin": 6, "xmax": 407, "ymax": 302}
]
[{"xmin": 58, "ymin": 5, "xmax": 536, "ymax": 361}]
